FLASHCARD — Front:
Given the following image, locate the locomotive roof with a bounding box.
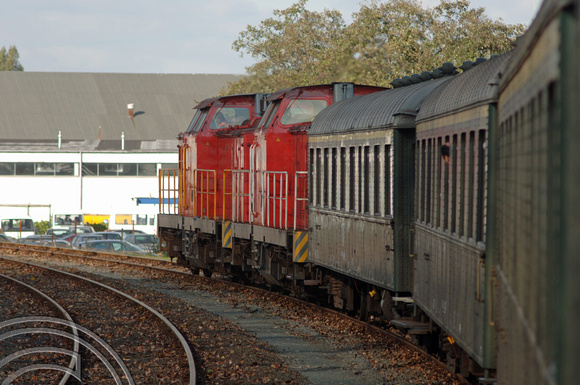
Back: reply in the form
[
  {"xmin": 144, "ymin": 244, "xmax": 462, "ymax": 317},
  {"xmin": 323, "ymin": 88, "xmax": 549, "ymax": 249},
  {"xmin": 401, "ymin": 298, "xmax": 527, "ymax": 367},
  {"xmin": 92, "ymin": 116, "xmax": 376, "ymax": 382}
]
[
  {"xmin": 417, "ymin": 53, "xmax": 512, "ymax": 122},
  {"xmin": 193, "ymin": 93, "xmax": 265, "ymax": 110},
  {"xmin": 0, "ymin": 71, "xmax": 242, "ymax": 143},
  {"xmin": 309, "ymin": 77, "xmax": 453, "ymax": 135}
]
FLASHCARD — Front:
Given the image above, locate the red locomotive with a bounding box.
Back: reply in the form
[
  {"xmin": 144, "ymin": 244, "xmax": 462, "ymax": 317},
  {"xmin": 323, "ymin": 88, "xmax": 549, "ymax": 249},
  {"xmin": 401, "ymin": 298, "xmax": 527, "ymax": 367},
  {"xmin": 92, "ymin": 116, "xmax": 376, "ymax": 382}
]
[{"xmin": 160, "ymin": 83, "xmax": 384, "ymax": 278}]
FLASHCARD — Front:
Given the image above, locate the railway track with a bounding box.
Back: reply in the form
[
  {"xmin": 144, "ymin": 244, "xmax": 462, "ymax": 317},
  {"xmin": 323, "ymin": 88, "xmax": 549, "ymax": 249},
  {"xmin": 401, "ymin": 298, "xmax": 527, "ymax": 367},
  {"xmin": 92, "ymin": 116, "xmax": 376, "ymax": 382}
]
[
  {"xmin": 0, "ymin": 255, "xmax": 195, "ymax": 384},
  {"xmin": 0, "ymin": 242, "xmax": 464, "ymax": 384}
]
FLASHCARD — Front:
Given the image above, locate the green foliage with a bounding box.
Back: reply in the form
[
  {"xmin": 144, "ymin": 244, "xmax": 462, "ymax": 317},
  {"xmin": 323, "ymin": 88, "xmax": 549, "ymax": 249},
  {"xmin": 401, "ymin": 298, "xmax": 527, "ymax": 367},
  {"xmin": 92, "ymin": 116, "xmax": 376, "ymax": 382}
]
[
  {"xmin": 0, "ymin": 45, "xmax": 24, "ymax": 71},
  {"xmin": 88, "ymin": 222, "xmax": 109, "ymax": 232},
  {"xmin": 224, "ymin": 0, "xmax": 526, "ymax": 93},
  {"xmin": 35, "ymin": 220, "xmax": 50, "ymax": 235}
]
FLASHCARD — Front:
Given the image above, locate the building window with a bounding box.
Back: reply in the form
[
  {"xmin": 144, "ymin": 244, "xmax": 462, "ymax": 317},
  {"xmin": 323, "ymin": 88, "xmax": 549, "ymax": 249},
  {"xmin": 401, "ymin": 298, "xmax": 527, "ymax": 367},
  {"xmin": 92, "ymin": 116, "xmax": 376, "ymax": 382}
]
[
  {"xmin": 82, "ymin": 163, "xmax": 158, "ymax": 176},
  {"xmin": 0, "ymin": 162, "xmax": 76, "ymax": 176}
]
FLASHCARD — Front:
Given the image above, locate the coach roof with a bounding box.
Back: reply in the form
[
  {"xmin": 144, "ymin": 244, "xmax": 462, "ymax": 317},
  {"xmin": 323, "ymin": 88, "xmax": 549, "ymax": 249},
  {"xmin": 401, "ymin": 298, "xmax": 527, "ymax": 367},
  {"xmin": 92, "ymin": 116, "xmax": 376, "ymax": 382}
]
[{"xmin": 309, "ymin": 76, "xmax": 453, "ymax": 135}]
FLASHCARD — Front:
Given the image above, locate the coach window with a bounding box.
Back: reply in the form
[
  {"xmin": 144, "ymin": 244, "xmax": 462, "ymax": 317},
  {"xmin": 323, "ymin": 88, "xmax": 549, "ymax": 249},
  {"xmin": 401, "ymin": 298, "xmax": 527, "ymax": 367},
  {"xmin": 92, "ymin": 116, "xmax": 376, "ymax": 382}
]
[
  {"xmin": 316, "ymin": 148, "xmax": 322, "ymax": 207},
  {"xmin": 356, "ymin": 147, "xmax": 362, "ymax": 212},
  {"xmin": 309, "ymin": 148, "xmax": 315, "ymax": 206},
  {"xmin": 340, "ymin": 147, "xmax": 346, "ymax": 211},
  {"xmin": 349, "ymin": 147, "xmax": 356, "ymax": 212},
  {"xmin": 442, "ymin": 136, "xmax": 450, "ymax": 230},
  {"xmin": 475, "ymin": 129, "xmax": 486, "ymax": 242},
  {"xmin": 363, "ymin": 146, "xmax": 370, "ymax": 215},
  {"xmin": 373, "ymin": 145, "xmax": 381, "ymax": 216},
  {"xmin": 426, "ymin": 139, "xmax": 432, "ymax": 224},
  {"xmin": 384, "ymin": 145, "xmax": 391, "ymax": 216},
  {"xmin": 323, "ymin": 148, "xmax": 329, "ymax": 207},
  {"xmin": 418, "ymin": 139, "xmax": 426, "ymax": 222},
  {"xmin": 451, "ymin": 134, "xmax": 458, "ymax": 234},
  {"xmin": 459, "ymin": 132, "xmax": 467, "ymax": 237},
  {"xmin": 467, "ymin": 131, "xmax": 475, "ymax": 239},
  {"xmin": 331, "ymin": 148, "xmax": 337, "ymax": 209}
]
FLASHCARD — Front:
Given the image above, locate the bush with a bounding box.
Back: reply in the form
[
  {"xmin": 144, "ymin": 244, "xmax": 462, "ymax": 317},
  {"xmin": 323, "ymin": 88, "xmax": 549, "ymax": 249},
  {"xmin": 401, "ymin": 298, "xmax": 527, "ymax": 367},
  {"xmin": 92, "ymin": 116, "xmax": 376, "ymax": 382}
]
[
  {"xmin": 89, "ymin": 222, "xmax": 109, "ymax": 232},
  {"xmin": 35, "ymin": 220, "xmax": 50, "ymax": 234}
]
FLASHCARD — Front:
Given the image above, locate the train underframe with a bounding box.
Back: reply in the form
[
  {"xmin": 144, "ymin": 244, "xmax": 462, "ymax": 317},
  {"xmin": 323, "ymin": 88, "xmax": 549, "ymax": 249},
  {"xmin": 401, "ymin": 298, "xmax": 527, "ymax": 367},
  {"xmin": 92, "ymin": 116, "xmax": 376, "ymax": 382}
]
[{"xmin": 159, "ymin": 216, "xmax": 488, "ymax": 383}]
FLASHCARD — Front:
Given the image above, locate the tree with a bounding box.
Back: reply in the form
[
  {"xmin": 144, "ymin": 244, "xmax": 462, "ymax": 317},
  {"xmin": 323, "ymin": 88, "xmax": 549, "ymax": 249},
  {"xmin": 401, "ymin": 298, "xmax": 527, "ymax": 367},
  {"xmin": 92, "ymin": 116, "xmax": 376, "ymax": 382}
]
[
  {"xmin": 226, "ymin": 0, "xmax": 345, "ymax": 94},
  {"xmin": 224, "ymin": 0, "xmax": 525, "ymax": 93},
  {"xmin": 0, "ymin": 45, "xmax": 24, "ymax": 71}
]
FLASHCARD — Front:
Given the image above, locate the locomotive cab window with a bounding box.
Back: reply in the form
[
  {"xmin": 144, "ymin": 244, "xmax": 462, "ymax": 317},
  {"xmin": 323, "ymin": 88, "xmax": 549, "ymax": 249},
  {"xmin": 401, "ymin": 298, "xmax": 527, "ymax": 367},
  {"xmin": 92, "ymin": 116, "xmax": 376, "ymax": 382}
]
[
  {"xmin": 259, "ymin": 100, "xmax": 281, "ymax": 132},
  {"xmin": 209, "ymin": 107, "xmax": 250, "ymax": 129},
  {"xmin": 191, "ymin": 109, "xmax": 209, "ymax": 133},
  {"xmin": 186, "ymin": 109, "xmax": 203, "ymax": 133},
  {"xmin": 280, "ymin": 99, "xmax": 327, "ymax": 125}
]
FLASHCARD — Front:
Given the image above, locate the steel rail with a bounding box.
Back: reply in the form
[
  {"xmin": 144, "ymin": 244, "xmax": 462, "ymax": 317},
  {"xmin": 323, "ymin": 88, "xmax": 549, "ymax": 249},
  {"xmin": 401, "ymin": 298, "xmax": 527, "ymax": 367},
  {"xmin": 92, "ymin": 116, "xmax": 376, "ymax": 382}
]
[
  {"xmin": 0, "ymin": 256, "xmax": 196, "ymax": 385},
  {"xmin": 0, "ymin": 274, "xmax": 81, "ymax": 385}
]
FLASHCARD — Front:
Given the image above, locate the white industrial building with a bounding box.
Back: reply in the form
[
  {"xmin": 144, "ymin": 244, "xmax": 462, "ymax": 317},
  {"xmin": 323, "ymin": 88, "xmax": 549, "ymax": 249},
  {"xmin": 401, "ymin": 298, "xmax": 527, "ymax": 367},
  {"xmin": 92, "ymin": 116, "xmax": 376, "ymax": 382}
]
[{"xmin": 0, "ymin": 71, "xmax": 241, "ymax": 234}]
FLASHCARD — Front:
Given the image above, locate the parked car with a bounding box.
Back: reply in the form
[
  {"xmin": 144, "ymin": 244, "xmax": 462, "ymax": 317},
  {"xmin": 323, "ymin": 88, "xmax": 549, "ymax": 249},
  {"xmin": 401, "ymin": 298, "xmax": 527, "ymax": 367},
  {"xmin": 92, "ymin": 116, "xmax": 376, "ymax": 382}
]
[
  {"xmin": 17, "ymin": 235, "xmax": 52, "ymax": 244},
  {"xmin": 79, "ymin": 240, "xmax": 147, "ymax": 254},
  {"xmin": 93, "ymin": 231, "xmax": 123, "ymax": 240},
  {"xmin": 0, "ymin": 233, "xmax": 13, "ymax": 242},
  {"xmin": 16, "ymin": 234, "xmax": 70, "ymax": 247},
  {"xmin": 108, "ymin": 229, "xmax": 146, "ymax": 236},
  {"xmin": 67, "ymin": 226, "xmax": 95, "ymax": 234},
  {"xmin": 123, "ymin": 233, "xmax": 159, "ymax": 252},
  {"xmin": 70, "ymin": 234, "xmax": 104, "ymax": 248},
  {"xmin": 45, "ymin": 228, "xmax": 72, "ymax": 238}
]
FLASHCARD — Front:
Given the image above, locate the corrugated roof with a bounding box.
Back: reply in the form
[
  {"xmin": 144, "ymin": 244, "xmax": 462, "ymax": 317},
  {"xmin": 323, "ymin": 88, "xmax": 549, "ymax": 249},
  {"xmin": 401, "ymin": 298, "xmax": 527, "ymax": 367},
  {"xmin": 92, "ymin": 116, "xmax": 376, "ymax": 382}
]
[
  {"xmin": 0, "ymin": 72, "xmax": 243, "ymax": 141},
  {"xmin": 417, "ymin": 53, "xmax": 512, "ymax": 122},
  {"xmin": 309, "ymin": 76, "xmax": 453, "ymax": 135}
]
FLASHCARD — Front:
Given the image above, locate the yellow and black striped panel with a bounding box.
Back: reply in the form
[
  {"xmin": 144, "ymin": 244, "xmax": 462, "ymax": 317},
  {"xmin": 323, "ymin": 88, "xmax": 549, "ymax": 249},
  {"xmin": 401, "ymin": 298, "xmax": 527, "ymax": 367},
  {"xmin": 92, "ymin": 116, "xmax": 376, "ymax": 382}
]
[
  {"xmin": 293, "ymin": 231, "xmax": 308, "ymax": 263},
  {"xmin": 222, "ymin": 221, "xmax": 232, "ymax": 249}
]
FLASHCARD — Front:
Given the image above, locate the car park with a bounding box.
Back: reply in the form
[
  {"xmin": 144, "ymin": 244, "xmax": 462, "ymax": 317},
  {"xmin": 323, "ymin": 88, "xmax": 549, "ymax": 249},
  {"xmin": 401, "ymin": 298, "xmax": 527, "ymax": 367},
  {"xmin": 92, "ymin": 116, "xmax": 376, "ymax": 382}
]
[{"xmin": 79, "ymin": 240, "xmax": 147, "ymax": 254}]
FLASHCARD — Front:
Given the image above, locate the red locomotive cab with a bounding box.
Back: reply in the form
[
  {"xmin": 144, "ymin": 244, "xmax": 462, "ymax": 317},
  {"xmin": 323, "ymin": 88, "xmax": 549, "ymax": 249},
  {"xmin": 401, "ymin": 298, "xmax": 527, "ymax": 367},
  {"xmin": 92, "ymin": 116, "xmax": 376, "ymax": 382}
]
[
  {"xmin": 251, "ymin": 83, "xmax": 385, "ymax": 231},
  {"xmin": 215, "ymin": 94, "xmax": 269, "ymax": 223},
  {"xmin": 183, "ymin": 94, "xmax": 268, "ymax": 221},
  {"xmin": 178, "ymin": 107, "xmax": 206, "ymax": 218}
]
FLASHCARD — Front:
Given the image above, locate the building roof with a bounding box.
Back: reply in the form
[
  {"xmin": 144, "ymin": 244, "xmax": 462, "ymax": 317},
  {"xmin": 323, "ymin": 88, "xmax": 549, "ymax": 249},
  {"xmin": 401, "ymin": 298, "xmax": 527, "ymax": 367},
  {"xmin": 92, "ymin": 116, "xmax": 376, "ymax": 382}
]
[{"xmin": 0, "ymin": 72, "xmax": 243, "ymax": 145}]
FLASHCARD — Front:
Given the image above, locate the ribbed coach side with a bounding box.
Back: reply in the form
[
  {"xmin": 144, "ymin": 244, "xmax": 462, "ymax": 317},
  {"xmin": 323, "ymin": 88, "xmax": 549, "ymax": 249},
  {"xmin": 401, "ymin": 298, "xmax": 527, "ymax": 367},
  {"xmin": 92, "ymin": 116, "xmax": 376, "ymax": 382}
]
[
  {"xmin": 414, "ymin": 54, "xmax": 511, "ymax": 379},
  {"xmin": 307, "ymin": 73, "xmax": 453, "ymax": 316},
  {"xmin": 493, "ymin": 0, "xmax": 579, "ymax": 384}
]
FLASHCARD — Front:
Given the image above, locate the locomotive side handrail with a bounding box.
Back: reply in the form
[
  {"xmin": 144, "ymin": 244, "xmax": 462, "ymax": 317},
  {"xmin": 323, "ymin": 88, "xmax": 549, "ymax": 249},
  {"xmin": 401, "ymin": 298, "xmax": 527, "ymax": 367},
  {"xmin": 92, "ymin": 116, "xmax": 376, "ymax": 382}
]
[
  {"xmin": 158, "ymin": 168, "xmax": 179, "ymax": 214},
  {"xmin": 223, "ymin": 169, "xmax": 252, "ymax": 223},
  {"xmin": 193, "ymin": 169, "xmax": 216, "ymax": 219},
  {"xmin": 294, "ymin": 171, "xmax": 308, "ymax": 230},
  {"xmin": 262, "ymin": 171, "xmax": 288, "ymax": 229}
]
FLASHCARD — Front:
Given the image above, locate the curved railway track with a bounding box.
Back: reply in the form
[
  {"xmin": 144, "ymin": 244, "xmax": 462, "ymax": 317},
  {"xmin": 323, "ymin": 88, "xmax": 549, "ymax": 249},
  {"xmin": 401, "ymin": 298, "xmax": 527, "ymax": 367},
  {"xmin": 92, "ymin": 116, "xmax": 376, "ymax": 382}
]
[
  {"xmin": 0, "ymin": 252, "xmax": 195, "ymax": 385},
  {"xmin": 0, "ymin": 273, "xmax": 80, "ymax": 385},
  {"xmin": 0, "ymin": 242, "xmax": 464, "ymax": 384}
]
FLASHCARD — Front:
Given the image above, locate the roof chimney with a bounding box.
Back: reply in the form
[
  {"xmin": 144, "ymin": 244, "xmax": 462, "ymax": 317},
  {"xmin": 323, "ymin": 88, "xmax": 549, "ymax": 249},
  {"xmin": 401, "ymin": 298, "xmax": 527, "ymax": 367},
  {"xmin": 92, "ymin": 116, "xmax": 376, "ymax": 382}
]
[{"xmin": 127, "ymin": 103, "xmax": 135, "ymax": 118}]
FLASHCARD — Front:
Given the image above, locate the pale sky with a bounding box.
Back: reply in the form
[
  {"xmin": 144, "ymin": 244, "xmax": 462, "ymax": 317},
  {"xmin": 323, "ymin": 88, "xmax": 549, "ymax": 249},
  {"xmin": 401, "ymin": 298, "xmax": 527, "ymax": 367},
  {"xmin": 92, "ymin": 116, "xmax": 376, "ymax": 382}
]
[{"xmin": 1, "ymin": 0, "xmax": 541, "ymax": 75}]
